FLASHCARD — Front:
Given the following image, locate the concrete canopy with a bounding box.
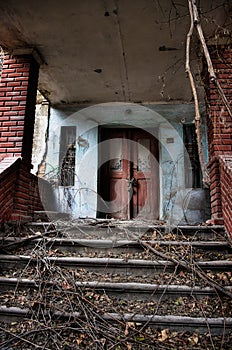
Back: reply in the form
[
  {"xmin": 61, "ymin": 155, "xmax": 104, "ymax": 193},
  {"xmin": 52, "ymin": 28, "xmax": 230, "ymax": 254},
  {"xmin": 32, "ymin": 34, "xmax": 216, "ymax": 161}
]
[{"xmin": 0, "ymin": 0, "xmax": 230, "ymax": 106}]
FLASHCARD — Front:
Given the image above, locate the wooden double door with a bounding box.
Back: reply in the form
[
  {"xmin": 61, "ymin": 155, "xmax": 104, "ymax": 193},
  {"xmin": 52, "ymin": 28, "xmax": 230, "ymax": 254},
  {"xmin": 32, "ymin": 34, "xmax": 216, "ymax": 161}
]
[{"xmin": 98, "ymin": 128, "xmax": 159, "ymax": 220}]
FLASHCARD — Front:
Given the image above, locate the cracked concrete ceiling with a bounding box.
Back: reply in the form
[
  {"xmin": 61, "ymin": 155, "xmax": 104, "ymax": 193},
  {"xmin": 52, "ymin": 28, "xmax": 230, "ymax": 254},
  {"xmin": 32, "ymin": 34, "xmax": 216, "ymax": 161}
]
[{"xmin": 0, "ymin": 0, "xmax": 230, "ymax": 106}]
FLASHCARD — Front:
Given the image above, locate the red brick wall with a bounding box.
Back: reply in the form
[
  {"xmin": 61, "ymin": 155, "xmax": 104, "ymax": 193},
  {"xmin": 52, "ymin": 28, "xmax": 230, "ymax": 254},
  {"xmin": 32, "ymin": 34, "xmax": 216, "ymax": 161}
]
[
  {"xmin": 0, "ymin": 157, "xmax": 19, "ymax": 222},
  {"xmin": 0, "ymin": 54, "xmax": 39, "ymax": 163},
  {"xmin": 0, "ymin": 53, "xmax": 47, "ymax": 224},
  {"xmin": 0, "ymin": 157, "xmax": 55, "ymax": 224},
  {"xmin": 12, "ymin": 159, "xmax": 38, "ymax": 221},
  {"xmin": 205, "ymin": 46, "xmax": 232, "ymax": 233},
  {"xmin": 219, "ymin": 156, "xmax": 232, "ymax": 237},
  {"xmin": 207, "ymin": 157, "xmax": 223, "ymax": 224},
  {"xmin": 207, "ymin": 47, "xmax": 232, "ymax": 158}
]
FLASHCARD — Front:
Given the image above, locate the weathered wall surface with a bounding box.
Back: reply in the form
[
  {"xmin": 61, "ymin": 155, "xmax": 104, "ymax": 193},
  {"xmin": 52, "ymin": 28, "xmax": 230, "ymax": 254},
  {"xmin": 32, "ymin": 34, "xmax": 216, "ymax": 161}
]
[{"xmin": 44, "ymin": 102, "xmax": 210, "ymax": 224}]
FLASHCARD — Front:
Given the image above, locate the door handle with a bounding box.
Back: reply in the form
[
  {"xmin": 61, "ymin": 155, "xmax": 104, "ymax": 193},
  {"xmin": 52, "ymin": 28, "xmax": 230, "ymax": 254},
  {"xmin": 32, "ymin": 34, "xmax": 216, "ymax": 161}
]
[{"xmin": 126, "ymin": 177, "xmax": 137, "ymax": 191}]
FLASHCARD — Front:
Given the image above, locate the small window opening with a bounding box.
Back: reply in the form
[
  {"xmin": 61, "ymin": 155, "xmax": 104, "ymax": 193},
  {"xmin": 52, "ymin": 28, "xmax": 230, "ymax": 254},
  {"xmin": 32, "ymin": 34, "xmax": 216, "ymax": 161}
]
[
  {"xmin": 59, "ymin": 126, "xmax": 76, "ymax": 186},
  {"xmin": 184, "ymin": 124, "xmax": 201, "ymax": 188}
]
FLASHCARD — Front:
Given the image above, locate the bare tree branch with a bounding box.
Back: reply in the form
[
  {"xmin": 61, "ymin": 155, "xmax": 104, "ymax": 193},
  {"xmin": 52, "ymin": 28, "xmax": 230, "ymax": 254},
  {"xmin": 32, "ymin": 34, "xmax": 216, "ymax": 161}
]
[
  {"xmin": 186, "ymin": 1, "xmax": 232, "ymax": 187},
  {"xmin": 191, "ymin": 0, "xmax": 232, "ymax": 119},
  {"xmin": 186, "ymin": 0, "xmax": 210, "ymax": 187}
]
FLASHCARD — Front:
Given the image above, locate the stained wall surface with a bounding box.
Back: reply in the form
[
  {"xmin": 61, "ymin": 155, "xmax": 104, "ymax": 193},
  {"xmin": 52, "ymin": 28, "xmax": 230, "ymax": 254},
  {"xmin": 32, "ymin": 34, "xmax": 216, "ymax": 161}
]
[{"xmin": 43, "ymin": 102, "xmax": 210, "ymax": 224}]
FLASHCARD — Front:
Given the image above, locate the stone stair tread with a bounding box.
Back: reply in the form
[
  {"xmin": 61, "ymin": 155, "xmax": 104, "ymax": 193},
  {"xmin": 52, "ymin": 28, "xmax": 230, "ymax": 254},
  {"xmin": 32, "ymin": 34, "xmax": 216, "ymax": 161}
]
[
  {"xmin": 1, "ymin": 276, "xmax": 231, "ymax": 293},
  {"xmin": 1, "ymin": 253, "xmax": 232, "ymax": 264},
  {"xmin": 0, "ymin": 305, "xmax": 231, "ymax": 334},
  {"xmin": 1, "ymin": 237, "xmax": 230, "ymax": 246}
]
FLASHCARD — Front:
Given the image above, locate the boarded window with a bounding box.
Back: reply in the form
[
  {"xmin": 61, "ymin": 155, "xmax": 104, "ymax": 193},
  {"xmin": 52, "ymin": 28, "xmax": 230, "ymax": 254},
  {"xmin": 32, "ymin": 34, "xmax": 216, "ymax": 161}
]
[
  {"xmin": 184, "ymin": 124, "xmax": 201, "ymax": 188},
  {"xmin": 59, "ymin": 126, "xmax": 76, "ymax": 186}
]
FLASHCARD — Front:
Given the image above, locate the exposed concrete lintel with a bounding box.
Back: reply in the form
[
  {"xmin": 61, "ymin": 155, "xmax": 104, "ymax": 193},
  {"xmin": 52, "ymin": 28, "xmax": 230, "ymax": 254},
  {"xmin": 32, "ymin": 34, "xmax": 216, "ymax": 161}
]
[{"xmin": 9, "ymin": 47, "xmax": 45, "ymax": 66}]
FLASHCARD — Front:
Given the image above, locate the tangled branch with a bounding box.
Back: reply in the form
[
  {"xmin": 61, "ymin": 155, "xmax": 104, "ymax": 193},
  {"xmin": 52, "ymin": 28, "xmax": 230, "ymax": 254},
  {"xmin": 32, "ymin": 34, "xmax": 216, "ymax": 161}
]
[
  {"xmin": 191, "ymin": 0, "xmax": 232, "ymax": 119},
  {"xmin": 186, "ymin": 0, "xmax": 232, "ymax": 187}
]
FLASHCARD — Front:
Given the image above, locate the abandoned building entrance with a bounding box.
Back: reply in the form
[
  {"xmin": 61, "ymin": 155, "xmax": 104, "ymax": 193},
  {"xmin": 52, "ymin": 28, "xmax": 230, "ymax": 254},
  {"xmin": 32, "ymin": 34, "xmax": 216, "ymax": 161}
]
[{"xmin": 98, "ymin": 128, "xmax": 159, "ymax": 220}]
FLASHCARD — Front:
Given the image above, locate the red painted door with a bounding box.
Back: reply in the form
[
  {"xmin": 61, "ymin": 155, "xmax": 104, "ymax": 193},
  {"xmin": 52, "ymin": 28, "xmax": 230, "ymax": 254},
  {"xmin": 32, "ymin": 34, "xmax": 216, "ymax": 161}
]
[
  {"xmin": 131, "ymin": 129, "xmax": 159, "ymax": 219},
  {"xmin": 98, "ymin": 128, "xmax": 159, "ymax": 220}
]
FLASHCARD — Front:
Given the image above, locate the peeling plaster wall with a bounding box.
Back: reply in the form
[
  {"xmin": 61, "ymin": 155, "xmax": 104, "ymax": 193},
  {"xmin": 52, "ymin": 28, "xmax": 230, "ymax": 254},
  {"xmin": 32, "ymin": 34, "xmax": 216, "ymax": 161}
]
[
  {"xmin": 44, "ymin": 102, "xmax": 210, "ymax": 224},
  {"xmin": 45, "ymin": 107, "xmax": 98, "ymax": 217},
  {"xmin": 32, "ymin": 97, "xmax": 49, "ymax": 175},
  {"xmin": 148, "ymin": 104, "xmax": 210, "ymax": 224}
]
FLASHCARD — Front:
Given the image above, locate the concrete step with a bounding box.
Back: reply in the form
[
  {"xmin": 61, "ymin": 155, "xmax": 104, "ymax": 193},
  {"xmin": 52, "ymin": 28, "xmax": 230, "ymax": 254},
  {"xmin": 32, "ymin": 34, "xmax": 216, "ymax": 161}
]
[
  {"xmin": 1, "ymin": 254, "xmax": 232, "ymax": 274},
  {"xmin": 1, "ymin": 277, "xmax": 232, "ymax": 300},
  {"xmin": 0, "ymin": 306, "xmax": 231, "ymax": 335},
  {"xmin": 23, "ymin": 221, "xmax": 227, "ymax": 241}
]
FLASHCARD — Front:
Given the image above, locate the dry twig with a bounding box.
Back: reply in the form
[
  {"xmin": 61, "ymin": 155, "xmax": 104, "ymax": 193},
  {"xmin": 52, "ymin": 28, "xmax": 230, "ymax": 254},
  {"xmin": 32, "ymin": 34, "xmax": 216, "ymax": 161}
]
[{"xmin": 138, "ymin": 238, "xmax": 232, "ymax": 299}]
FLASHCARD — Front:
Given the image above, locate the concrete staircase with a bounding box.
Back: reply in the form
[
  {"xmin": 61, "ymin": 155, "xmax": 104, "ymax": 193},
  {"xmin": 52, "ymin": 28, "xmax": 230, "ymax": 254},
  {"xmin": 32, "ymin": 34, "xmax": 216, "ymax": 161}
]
[{"xmin": 0, "ymin": 219, "xmax": 232, "ymax": 348}]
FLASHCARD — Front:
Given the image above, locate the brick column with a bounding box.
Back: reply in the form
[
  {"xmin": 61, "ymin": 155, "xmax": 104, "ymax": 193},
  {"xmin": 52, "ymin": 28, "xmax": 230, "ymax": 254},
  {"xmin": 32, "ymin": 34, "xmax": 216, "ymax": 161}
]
[
  {"xmin": 0, "ymin": 53, "xmax": 39, "ymax": 164},
  {"xmin": 206, "ymin": 46, "xmax": 232, "ymax": 227},
  {"xmin": 219, "ymin": 155, "xmax": 232, "ymax": 235},
  {"xmin": 0, "ymin": 52, "xmax": 42, "ymax": 222}
]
